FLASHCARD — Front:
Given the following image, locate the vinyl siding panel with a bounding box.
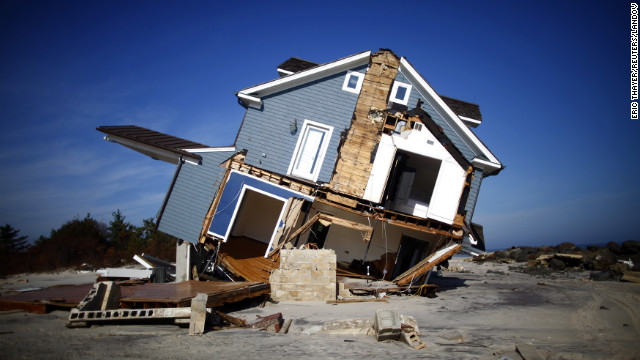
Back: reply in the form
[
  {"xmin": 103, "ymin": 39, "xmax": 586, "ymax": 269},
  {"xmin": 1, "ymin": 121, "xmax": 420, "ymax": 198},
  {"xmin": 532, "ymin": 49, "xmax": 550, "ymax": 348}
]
[
  {"xmin": 394, "ymin": 71, "xmax": 477, "ymax": 162},
  {"xmin": 157, "ymin": 150, "xmax": 234, "ymax": 243},
  {"xmin": 464, "ymin": 169, "xmax": 484, "ymax": 225},
  {"xmin": 235, "ymin": 64, "xmax": 368, "ymax": 183}
]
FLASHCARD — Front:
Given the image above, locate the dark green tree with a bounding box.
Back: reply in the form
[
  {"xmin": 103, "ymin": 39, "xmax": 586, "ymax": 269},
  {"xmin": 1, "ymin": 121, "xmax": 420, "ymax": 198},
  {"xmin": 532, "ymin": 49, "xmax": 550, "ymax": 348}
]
[{"xmin": 0, "ymin": 224, "xmax": 29, "ymax": 254}]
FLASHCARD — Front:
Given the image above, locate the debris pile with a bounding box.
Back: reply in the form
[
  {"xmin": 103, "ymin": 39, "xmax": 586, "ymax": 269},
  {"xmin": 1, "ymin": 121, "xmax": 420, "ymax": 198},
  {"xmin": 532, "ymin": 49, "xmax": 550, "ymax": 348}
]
[
  {"xmin": 473, "ymin": 241, "xmax": 640, "ymax": 281},
  {"xmin": 318, "ymin": 310, "xmax": 426, "ymax": 350}
]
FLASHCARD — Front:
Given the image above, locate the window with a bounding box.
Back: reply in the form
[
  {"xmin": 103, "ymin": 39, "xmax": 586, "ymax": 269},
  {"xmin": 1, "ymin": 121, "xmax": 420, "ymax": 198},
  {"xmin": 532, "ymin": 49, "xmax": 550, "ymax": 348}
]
[
  {"xmin": 288, "ymin": 120, "xmax": 334, "ymax": 181},
  {"xmin": 342, "ymin": 71, "xmax": 364, "ymax": 94},
  {"xmin": 390, "ymin": 81, "xmax": 412, "ymax": 105}
]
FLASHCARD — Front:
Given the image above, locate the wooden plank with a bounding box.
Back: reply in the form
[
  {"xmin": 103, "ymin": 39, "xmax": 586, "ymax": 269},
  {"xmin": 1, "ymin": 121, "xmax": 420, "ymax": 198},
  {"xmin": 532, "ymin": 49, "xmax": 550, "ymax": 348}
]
[
  {"xmin": 267, "ymin": 213, "xmax": 321, "ymax": 258},
  {"xmin": 394, "ymin": 243, "xmax": 462, "ymax": 286},
  {"xmin": 326, "ymin": 298, "xmax": 388, "ymax": 304},
  {"xmin": 622, "ymin": 271, "xmax": 640, "ymax": 283},
  {"xmin": 214, "ymin": 310, "xmax": 246, "ymax": 327},
  {"xmin": 199, "ymin": 167, "xmax": 232, "ymax": 242},
  {"xmin": 318, "ymin": 214, "xmax": 373, "ymax": 242},
  {"xmin": 325, "ymin": 193, "xmax": 358, "ymax": 208}
]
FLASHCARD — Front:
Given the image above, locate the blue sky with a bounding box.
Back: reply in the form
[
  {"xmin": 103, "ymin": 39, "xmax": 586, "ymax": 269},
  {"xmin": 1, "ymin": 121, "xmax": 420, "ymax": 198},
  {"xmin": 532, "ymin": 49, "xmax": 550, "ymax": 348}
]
[{"xmin": 1, "ymin": 1, "xmax": 637, "ymax": 249}]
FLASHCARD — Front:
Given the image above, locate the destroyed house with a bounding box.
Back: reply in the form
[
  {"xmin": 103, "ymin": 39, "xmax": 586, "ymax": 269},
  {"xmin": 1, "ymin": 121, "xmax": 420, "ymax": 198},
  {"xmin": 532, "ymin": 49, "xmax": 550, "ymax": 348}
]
[{"xmin": 98, "ymin": 49, "xmax": 502, "ymax": 282}]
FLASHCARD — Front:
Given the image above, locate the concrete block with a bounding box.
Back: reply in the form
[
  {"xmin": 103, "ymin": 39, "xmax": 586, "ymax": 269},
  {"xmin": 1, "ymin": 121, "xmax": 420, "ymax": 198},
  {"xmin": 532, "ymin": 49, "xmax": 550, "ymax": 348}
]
[
  {"xmin": 374, "ymin": 309, "xmax": 401, "ymax": 341},
  {"xmin": 189, "ymin": 293, "xmax": 208, "ymax": 336}
]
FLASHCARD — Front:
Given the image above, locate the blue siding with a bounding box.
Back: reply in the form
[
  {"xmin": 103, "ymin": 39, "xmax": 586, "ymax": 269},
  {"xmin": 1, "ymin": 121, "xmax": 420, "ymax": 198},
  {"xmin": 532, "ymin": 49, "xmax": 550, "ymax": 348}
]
[
  {"xmin": 208, "ymin": 171, "xmax": 314, "ymax": 238},
  {"xmin": 157, "ymin": 150, "xmax": 234, "ymax": 243},
  {"xmin": 394, "ymin": 71, "xmax": 477, "ymax": 162},
  {"xmin": 235, "ymin": 64, "xmax": 368, "ymax": 183},
  {"xmin": 464, "ymin": 169, "xmax": 484, "ymax": 225}
]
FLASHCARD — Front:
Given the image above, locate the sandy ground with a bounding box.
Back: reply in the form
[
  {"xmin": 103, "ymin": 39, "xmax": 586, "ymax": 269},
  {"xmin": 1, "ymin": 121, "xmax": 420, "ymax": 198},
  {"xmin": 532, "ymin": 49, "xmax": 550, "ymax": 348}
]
[{"xmin": 1, "ymin": 258, "xmax": 639, "ymax": 360}]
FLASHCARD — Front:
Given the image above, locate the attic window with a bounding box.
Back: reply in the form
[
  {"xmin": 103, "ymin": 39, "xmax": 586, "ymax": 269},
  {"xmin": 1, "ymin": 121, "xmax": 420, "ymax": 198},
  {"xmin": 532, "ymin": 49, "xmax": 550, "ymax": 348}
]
[
  {"xmin": 342, "ymin": 71, "xmax": 364, "ymax": 94},
  {"xmin": 390, "ymin": 81, "xmax": 412, "ymax": 105}
]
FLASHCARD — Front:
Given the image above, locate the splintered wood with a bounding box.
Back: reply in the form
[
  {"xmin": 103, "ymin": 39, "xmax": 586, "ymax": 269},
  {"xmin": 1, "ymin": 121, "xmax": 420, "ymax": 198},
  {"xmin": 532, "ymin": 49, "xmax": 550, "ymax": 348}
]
[
  {"xmin": 329, "ymin": 50, "xmax": 400, "ymax": 199},
  {"xmin": 393, "ymin": 243, "xmax": 462, "ymax": 286},
  {"xmin": 218, "ymin": 236, "xmax": 279, "ymax": 282}
]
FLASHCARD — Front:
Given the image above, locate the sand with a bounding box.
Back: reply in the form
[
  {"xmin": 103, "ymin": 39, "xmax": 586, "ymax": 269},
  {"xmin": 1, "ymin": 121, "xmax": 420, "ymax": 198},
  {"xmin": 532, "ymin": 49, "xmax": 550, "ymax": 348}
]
[{"xmin": 0, "ymin": 258, "xmax": 639, "ymax": 359}]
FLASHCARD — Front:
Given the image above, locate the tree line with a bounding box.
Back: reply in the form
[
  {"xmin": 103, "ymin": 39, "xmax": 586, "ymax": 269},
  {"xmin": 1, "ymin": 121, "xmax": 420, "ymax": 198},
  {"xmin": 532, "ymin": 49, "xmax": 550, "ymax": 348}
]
[{"xmin": 0, "ymin": 210, "xmax": 176, "ymax": 276}]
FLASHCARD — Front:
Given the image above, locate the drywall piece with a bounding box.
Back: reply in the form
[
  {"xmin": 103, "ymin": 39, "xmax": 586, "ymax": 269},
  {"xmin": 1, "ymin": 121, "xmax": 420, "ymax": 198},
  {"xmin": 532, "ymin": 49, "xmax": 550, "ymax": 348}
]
[{"xmin": 96, "ymin": 268, "xmax": 153, "ymax": 280}]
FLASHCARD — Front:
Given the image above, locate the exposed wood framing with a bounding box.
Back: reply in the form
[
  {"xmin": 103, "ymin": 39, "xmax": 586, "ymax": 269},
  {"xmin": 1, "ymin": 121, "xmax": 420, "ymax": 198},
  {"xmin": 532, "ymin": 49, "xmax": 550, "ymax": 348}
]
[
  {"xmin": 229, "ymin": 158, "xmax": 315, "ymax": 195},
  {"xmin": 314, "ymin": 197, "xmax": 463, "ymax": 239},
  {"xmin": 329, "ymin": 50, "xmax": 400, "ymax": 197},
  {"xmin": 267, "ymin": 212, "xmax": 374, "ymax": 258},
  {"xmin": 325, "ymin": 192, "xmax": 358, "ymax": 208},
  {"xmin": 318, "ymin": 214, "xmax": 373, "ymax": 242},
  {"xmin": 393, "ymin": 243, "xmax": 462, "ymax": 286},
  {"xmin": 267, "ymin": 213, "xmax": 322, "ymax": 258},
  {"xmin": 199, "ymin": 154, "xmax": 316, "ymax": 243},
  {"xmin": 199, "ymin": 162, "xmax": 232, "ymax": 243}
]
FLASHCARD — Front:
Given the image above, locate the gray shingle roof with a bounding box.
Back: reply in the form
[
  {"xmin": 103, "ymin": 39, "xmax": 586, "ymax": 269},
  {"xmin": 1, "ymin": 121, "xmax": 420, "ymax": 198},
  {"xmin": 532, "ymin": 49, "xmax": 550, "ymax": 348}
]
[
  {"xmin": 440, "ymin": 96, "xmax": 482, "ymax": 122},
  {"xmin": 97, "ymin": 125, "xmax": 210, "ymax": 162},
  {"xmin": 276, "ymin": 57, "xmax": 319, "ymax": 73}
]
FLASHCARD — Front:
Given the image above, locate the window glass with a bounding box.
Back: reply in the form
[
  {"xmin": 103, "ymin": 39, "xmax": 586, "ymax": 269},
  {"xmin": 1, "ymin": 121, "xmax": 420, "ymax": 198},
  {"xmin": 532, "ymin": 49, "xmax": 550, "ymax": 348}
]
[
  {"xmin": 347, "ymin": 74, "xmax": 359, "ymax": 89},
  {"xmin": 390, "ymin": 81, "xmax": 412, "ymax": 105},
  {"xmin": 395, "ymin": 86, "xmax": 407, "ymax": 101},
  {"xmin": 342, "ymin": 71, "xmax": 364, "ymax": 93}
]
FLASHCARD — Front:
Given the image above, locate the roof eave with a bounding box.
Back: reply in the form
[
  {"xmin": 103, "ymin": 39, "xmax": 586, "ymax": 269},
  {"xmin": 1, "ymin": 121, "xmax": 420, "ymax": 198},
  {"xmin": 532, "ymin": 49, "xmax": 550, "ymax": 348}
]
[
  {"xmin": 103, "ymin": 134, "xmax": 201, "ymax": 164},
  {"xmin": 459, "ymin": 115, "xmax": 482, "ymax": 128},
  {"xmin": 472, "ymin": 157, "xmax": 503, "ymax": 176}
]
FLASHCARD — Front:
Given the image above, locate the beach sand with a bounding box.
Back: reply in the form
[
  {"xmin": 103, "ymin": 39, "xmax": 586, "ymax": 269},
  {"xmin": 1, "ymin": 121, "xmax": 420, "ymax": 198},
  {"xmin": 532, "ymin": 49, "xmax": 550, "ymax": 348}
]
[{"xmin": 0, "ymin": 258, "xmax": 638, "ymax": 359}]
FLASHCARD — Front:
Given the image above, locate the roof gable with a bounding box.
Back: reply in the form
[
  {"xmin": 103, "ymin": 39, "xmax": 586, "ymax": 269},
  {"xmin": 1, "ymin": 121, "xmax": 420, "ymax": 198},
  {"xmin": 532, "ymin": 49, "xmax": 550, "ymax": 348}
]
[
  {"xmin": 398, "ymin": 57, "xmax": 502, "ymax": 173},
  {"xmin": 237, "ymin": 51, "xmax": 371, "ymax": 108}
]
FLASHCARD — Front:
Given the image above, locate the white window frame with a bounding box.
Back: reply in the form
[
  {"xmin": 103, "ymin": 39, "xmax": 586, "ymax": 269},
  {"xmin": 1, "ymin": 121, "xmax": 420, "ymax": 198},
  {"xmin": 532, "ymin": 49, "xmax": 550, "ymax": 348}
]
[
  {"xmin": 287, "ymin": 120, "xmax": 334, "ymax": 182},
  {"xmin": 342, "ymin": 71, "xmax": 365, "ymax": 94},
  {"xmin": 390, "ymin": 81, "xmax": 412, "ymax": 105}
]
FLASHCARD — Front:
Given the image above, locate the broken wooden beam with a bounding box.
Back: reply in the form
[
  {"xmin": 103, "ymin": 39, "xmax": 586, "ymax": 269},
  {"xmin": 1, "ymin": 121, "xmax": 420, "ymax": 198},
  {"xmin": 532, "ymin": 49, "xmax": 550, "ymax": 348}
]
[
  {"xmin": 214, "ymin": 310, "xmax": 246, "ymax": 327},
  {"xmin": 318, "ymin": 214, "xmax": 373, "ymax": 242},
  {"xmin": 393, "ymin": 243, "xmax": 462, "ymax": 286},
  {"xmin": 622, "ymin": 271, "xmax": 640, "ymax": 283},
  {"xmin": 267, "ymin": 213, "xmax": 321, "ymax": 258}
]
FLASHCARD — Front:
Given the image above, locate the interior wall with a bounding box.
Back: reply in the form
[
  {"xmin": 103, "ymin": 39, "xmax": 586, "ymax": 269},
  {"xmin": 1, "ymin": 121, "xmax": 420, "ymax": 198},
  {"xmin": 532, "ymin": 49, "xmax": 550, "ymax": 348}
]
[
  {"xmin": 406, "ymin": 154, "xmax": 440, "ymax": 202},
  {"xmin": 231, "ymin": 189, "xmax": 283, "ymax": 244},
  {"xmin": 309, "ymin": 201, "xmax": 440, "ymax": 264}
]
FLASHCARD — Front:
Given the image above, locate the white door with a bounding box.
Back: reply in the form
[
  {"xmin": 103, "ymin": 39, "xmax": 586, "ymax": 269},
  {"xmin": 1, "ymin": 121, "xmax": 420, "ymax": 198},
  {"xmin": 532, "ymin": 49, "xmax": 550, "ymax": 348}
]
[
  {"xmin": 289, "ymin": 121, "xmax": 333, "ymax": 181},
  {"xmin": 427, "ymin": 158, "xmax": 466, "ymax": 224}
]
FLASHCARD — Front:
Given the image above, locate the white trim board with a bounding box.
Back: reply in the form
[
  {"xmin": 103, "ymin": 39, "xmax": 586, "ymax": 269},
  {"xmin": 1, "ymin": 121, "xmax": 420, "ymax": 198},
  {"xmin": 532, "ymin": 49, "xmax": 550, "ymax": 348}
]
[
  {"xmin": 398, "ymin": 57, "xmax": 501, "ymax": 171},
  {"xmin": 238, "ymin": 51, "xmax": 371, "ymax": 103},
  {"xmin": 104, "ymin": 135, "xmax": 186, "ymax": 164},
  {"xmin": 183, "ymin": 146, "xmax": 235, "ymax": 153}
]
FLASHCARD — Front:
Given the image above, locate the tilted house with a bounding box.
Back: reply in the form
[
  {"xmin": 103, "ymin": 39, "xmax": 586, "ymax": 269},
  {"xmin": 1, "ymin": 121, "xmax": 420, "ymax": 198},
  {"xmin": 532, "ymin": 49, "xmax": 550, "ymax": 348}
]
[{"xmin": 98, "ymin": 49, "xmax": 502, "ymax": 282}]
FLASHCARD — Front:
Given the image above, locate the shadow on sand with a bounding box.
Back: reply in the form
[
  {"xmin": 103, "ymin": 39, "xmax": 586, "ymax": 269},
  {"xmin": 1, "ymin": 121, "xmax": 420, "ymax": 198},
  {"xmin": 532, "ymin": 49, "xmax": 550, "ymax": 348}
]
[{"xmin": 429, "ymin": 275, "xmax": 470, "ymax": 292}]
